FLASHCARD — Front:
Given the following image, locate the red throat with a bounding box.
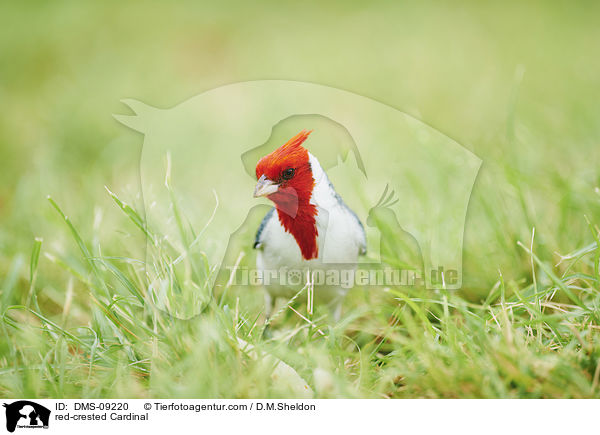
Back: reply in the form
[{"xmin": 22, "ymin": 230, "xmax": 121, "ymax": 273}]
[
  {"xmin": 273, "ymin": 192, "xmax": 319, "ymax": 261},
  {"xmin": 255, "ymin": 130, "xmax": 319, "ymax": 260}
]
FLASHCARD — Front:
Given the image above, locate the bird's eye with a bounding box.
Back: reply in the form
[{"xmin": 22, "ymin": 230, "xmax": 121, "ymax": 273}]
[{"xmin": 281, "ymin": 168, "xmax": 295, "ymax": 180}]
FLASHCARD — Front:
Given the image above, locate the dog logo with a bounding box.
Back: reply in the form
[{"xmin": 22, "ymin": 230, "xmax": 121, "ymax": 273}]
[{"xmin": 3, "ymin": 401, "xmax": 50, "ymax": 432}]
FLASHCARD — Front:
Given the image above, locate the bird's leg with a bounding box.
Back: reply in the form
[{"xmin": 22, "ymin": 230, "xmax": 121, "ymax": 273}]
[
  {"xmin": 332, "ymin": 299, "xmax": 343, "ymax": 323},
  {"xmin": 261, "ymin": 290, "xmax": 274, "ymax": 339},
  {"xmin": 263, "ymin": 290, "xmax": 273, "ymax": 322},
  {"xmin": 328, "ymin": 287, "xmax": 348, "ymax": 323}
]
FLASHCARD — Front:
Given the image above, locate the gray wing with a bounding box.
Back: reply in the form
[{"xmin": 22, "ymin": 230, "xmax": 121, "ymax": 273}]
[
  {"xmin": 348, "ymin": 206, "xmax": 367, "ymax": 256},
  {"xmin": 328, "ymin": 179, "xmax": 367, "ymax": 256},
  {"xmin": 253, "ymin": 207, "xmax": 275, "ymax": 249}
]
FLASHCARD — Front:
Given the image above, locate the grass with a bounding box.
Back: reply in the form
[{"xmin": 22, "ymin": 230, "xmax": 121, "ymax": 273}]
[
  {"xmin": 1, "ymin": 184, "xmax": 599, "ymax": 398},
  {"xmin": 1, "ymin": 1, "xmax": 600, "ymax": 398}
]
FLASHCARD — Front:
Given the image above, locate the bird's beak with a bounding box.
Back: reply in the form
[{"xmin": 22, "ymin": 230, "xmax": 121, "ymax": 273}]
[{"xmin": 254, "ymin": 175, "xmax": 279, "ymax": 197}]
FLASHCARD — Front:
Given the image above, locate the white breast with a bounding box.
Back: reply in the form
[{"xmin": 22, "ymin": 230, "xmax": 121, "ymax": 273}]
[{"xmin": 255, "ymin": 153, "xmax": 366, "ymax": 273}]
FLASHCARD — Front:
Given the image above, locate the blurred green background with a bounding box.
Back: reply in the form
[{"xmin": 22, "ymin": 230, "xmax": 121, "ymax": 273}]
[
  {"xmin": 2, "ymin": 1, "xmax": 598, "ymax": 294},
  {"xmin": 1, "ymin": 1, "xmax": 600, "ymax": 398}
]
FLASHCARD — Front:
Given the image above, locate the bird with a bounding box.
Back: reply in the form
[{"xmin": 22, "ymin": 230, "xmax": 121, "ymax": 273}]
[{"xmin": 252, "ymin": 130, "xmax": 366, "ymax": 321}]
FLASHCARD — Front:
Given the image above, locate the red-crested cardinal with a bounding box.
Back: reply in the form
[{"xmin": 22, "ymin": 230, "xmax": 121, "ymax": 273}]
[{"xmin": 253, "ymin": 130, "xmax": 366, "ymax": 320}]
